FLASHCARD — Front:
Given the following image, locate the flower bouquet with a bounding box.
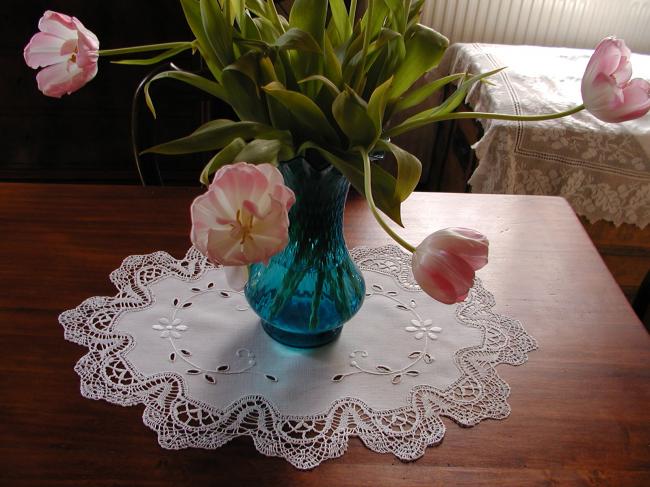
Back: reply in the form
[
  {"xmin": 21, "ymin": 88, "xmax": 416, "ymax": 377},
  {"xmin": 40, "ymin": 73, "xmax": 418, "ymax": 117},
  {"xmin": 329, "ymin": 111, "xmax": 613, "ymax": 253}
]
[{"xmin": 25, "ymin": 1, "xmax": 650, "ymax": 347}]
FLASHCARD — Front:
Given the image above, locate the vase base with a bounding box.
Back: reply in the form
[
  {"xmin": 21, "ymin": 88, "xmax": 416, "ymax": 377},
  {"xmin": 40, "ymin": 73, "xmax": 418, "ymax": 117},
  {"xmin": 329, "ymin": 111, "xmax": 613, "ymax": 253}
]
[{"xmin": 261, "ymin": 320, "xmax": 343, "ymax": 348}]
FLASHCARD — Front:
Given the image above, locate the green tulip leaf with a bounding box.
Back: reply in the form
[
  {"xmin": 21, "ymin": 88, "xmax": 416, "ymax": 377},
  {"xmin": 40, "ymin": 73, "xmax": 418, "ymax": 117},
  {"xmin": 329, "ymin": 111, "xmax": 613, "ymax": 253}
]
[
  {"xmin": 332, "ymin": 87, "xmax": 377, "ymax": 148},
  {"xmin": 430, "ymin": 67, "xmax": 506, "ymax": 117},
  {"xmin": 323, "ymin": 34, "xmax": 343, "ymax": 87},
  {"xmin": 289, "ymin": 0, "xmax": 327, "ymax": 48},
  {"xmin": 387, "ymin": 67, "xmax": 506, "ymax": 137},
  {"xmin": 247, "ymin": 0, "xmax": 284, "ymax": 35},
  {"xmin": 374, "ymin": 139, "xmax": 422, "ymax": 202},
  {"xmin": 235, "ymin": 138, "xmax": 294, "ymax": 164},
  {"xmin": 274, "ymin": 28, "xmax": 322, "ymax": 53},
  {"xmin": 389, "ymin": 24, "xmax": 449, "ymax": 99},
  {"xmin": 179, "ymin": 0, "xmax": 222, "ymax": 78},
  {"xmin": 199, "ymin": 0, "xmax": 234, "ymax": 67},
  {"xmin": 328, "ymin": 0, "xmax": 352, "ymax": 47},
  {"xmin": 227, "ymin": 0, "xmax": 245, "ymax": 26},
  {"xmin": 253, "ymin": 16, "xmax": 281, "ymax": 44},
  {"xmin": 391, "ymin": 72, "xmax": 465, "ymax": 114},
  {"xmin": 382, "ymin": 0, "xmax": 408, "ymax": 35},
  {"xmin": 144, "ymin": 70, "xmax": 228, "ymax": 119},
  {"xmin": 221, "ymin": 66, "xmax": 270, "ymax": 123},
  {"xmin": 367, "ymin": 76, "xmax": 393, "ymax": 133},
  {"xmin": 241, "ymin": 10, "xmax": 263, "ymax": 40},
  {"xmin": 224, "ymin": 51, "xmax": 261, "ymax": 86},
  {"xmin": 143, "ymin": 119, "xmax": 290, "ymax": 155},
  {"xmin": 298, "ymin": 75, "xmax": 341, "ymax": 96},
  {"xmin": 288, "ymin": 0, "xmax": 327, "ymax": 97},
  {"xmin": 263, "ymin": 81, "xmax": 339, "ymax": 145}
]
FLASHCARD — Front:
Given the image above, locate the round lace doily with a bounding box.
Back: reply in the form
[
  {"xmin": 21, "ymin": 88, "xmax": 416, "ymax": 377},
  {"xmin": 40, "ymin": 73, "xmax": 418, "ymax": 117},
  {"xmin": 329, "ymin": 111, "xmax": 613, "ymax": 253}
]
[{"xmin": 59, "ymin": 245, "xmax": 537, "ymax": 469}]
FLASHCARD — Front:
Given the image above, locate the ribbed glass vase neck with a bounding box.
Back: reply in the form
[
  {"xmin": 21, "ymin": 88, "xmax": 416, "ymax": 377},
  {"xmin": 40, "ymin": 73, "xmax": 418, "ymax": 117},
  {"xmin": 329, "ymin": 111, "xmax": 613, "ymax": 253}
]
[{"xmin": 280, "ymin": 158, "xmax": 349, "ymax": 250}]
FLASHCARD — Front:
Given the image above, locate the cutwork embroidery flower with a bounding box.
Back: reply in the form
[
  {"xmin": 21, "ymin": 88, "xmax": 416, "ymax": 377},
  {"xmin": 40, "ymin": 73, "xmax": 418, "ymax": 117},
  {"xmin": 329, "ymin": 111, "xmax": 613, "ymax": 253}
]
[
  {"xmin": 153, "ymin": 317, "xmax": 188, "ymax": 339},
  {"xmin": 405, "ymin": 319, "xmax": 442, "ymax": 340}
]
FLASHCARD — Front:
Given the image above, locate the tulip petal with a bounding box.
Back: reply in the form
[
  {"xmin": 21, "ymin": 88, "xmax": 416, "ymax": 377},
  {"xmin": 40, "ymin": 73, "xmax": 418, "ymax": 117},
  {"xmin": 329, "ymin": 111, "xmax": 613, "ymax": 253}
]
[
  {"xmin": 422, "ymin": 228, "xmax": 489, "ymax": 271},
  {"xmin": 76, "ymin": 27, "xmax": 100, "ymax": 68},
  {"xmin": 270, "ymin": 184, "xmax": 297, "ymax": 210},
  {"xmin": 436, "ymin": 250, "xmax": 476, "ymax": 298},
  {"xmin": 255, "ymin": 163, "xmax": 284, "ymax": 185},
  {"xmin": 207, "ymin": 227, "xmax": 246, "ymax": 265},
  {"xmin": 38, "ymin": 10, "xmax": 77, "ymax": 39},
  {"xmin": 23, "ymin": 32, "xmax": 68, "ymax": 68},
  {"xmin": 36, "ymin": 61, "xmax": 79, "ymax": 98},
  {"xmin": 216, "ymin": 164, "xmax": 272, "ymax": 217},
  {"xmin": 242, "ymin": 198, "xmax": 268, "ymax": 220},
  {"xmin": 190, "ymin": 194, "xmax": 221, "ymax": 255},
  {"xmin": 412, "ymin": 255, "xmax": 460, "ymax": 304},
  {"xmin": 612, "ymin": 53, "xmax": 632, "ymax": 85},
  {"xmin": 616, "ymin": 78, "xmax": 650, "ymax": 122}
]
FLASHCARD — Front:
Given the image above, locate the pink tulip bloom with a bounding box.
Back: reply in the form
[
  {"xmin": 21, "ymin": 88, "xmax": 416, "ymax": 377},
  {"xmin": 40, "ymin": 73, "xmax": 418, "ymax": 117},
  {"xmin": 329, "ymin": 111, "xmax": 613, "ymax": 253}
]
[
  {"xmin": 581, "ymin": 37, "xmax": 650, "ymax": 123},
  {"xmin": 412, "ymin": 228, "xmax": 489, "ymax": 305},
  {"xmin": 191, "ymin": 162, "xmax": 296, "ymax": 285},
  {"xmin": 24, "ymin": 10, "xmax": 99, "ymax": 98}
]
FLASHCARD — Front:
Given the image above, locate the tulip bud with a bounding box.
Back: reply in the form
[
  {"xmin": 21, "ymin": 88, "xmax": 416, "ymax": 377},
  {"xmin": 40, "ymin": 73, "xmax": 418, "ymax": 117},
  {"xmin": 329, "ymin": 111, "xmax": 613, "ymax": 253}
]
[
  {"xmin": 581, "ymin": 37, "xmax": 650, "ymax": 123},
  {"xmin": 412, "ymin": 228, "xmax": 489, "ymax": 304}
]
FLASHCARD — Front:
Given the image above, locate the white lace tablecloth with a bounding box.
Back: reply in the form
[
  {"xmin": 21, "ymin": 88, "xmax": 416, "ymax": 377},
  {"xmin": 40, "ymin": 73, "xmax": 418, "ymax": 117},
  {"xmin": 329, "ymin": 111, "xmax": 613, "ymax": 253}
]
[
  {"xmin": 59, "ymin": 245, "xmax": 537, "ymax": 469},
  {"xmin": 437, "ymin": 43, "xmax": 650, "ymax": 228}
]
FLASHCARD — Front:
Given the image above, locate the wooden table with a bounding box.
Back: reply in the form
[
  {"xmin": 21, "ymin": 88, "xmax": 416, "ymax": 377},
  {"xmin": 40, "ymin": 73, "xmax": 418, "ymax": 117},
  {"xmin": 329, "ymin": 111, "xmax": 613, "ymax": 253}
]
[{"xmin": 1, "ymin": 183, "xmax": 648, "ymax": 486}]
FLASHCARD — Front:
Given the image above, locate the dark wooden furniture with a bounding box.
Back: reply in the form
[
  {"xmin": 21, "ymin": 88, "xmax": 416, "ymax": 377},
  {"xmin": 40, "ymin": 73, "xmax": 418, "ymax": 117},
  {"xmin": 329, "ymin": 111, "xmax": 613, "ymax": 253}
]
[
  {"xmin": 424, "ymin": 101, "xmax": 482, "ymax": 193},
  {"xmin": 1, "ymin": 183, "xmax": 648, "ymax": 486}
]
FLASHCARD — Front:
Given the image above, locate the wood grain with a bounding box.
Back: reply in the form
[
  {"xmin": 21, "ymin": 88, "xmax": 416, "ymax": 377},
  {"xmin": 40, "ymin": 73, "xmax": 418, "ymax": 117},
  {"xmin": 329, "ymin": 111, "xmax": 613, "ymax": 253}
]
[{"xmin": 1, "ymin": 183, "xmax": 649, "ymax": 487}]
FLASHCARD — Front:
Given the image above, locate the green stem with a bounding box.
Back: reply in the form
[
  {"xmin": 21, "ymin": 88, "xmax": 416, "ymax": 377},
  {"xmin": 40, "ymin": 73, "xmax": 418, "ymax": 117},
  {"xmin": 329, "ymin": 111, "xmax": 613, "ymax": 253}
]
[
  {"xmin": 387, "ymin": 104, "xmax": 586, "ymax": 137},
  {"xmin": 309, "ymin": 272, "xmax": 324, "ymax": 329},
  {"xmin": 433, "ymin": 104, "xmax": 585, "ymax": 122},
  {"xmin": 358, "ymin": 148, "xmax": 416, "ymax": 253},
  {"xmin": 98, "ymin": 41, "xmax": 195, "ymax": 57}
]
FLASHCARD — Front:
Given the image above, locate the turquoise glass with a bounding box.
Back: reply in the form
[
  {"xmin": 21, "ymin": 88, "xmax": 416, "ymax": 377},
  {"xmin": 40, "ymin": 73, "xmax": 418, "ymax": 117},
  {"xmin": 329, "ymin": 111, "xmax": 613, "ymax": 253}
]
[{"xmin": 244, "ymin": 157, "xmax": 365, "ymax": 348}]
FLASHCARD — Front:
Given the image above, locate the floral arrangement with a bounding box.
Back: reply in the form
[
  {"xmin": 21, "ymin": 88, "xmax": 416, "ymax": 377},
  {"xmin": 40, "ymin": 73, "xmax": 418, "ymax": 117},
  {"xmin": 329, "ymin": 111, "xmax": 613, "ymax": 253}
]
[{"xmin": 24, "ymin": 2, "xmax": 650, "ymax": 305}]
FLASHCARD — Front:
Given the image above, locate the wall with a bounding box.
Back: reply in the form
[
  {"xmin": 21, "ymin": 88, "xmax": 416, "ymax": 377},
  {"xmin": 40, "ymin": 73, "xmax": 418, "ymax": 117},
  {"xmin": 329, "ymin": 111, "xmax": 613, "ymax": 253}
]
[{"xmin": 422, "ymin": 0, "xmax": 650, "ymax": 53}]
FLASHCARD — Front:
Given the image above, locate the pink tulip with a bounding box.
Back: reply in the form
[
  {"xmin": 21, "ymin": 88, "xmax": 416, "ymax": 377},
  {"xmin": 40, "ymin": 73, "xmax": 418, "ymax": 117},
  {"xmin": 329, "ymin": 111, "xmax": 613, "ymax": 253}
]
[
  {"xmin": 191, "ymin": 162, "xmax": 296, "ymax": 285},
  {"xmin": 411, "ymin": 228, "xmax": 489, "ymax": 305},
  {"xmin": 581, "ymin": 37, "xmax": 650, "ymax": 123},
  {"xmin": 24, "ymin": 11, "xmax": 99, "ymax": 98}
]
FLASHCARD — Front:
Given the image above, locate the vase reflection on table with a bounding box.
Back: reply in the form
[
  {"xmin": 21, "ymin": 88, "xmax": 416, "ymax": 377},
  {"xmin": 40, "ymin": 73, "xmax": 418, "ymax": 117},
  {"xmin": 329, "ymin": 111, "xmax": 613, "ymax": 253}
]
[{"xmin": 245, "ymin": 157, "xmax": 365, "ymax": 348}]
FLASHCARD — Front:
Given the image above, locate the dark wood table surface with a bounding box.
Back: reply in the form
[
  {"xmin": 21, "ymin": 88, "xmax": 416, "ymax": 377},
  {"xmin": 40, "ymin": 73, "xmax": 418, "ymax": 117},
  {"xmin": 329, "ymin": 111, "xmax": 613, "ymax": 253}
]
[{"xmin": 1, "ymin": 183, "xmax": 648, "ymax": 486}]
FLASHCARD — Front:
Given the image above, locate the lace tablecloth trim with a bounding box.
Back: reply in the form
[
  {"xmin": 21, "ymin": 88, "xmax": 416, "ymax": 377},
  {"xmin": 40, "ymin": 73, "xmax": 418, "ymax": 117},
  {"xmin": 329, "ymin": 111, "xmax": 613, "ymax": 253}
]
[
  {"xmin": 59, "ymin": 246, "xmax": 537, "ymax": 469},
  {"xmin": 437, "ymin": 43, "xmax": 650, "ymax": 228}
]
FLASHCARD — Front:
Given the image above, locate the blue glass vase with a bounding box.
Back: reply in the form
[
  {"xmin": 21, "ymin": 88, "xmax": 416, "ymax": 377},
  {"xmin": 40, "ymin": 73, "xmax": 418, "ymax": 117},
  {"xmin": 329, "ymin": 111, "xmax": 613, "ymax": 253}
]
[{"xmin": 244, "ymin": 157, "xmax": 365, "ymax": 348}]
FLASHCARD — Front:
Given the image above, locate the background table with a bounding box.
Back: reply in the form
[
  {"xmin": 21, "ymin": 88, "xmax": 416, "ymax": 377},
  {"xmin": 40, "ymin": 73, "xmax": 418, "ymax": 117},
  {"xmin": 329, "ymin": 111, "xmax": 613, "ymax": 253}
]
[{"xmin": 1, "ymin": 183, "xmax": 648, "ymax": 486}]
